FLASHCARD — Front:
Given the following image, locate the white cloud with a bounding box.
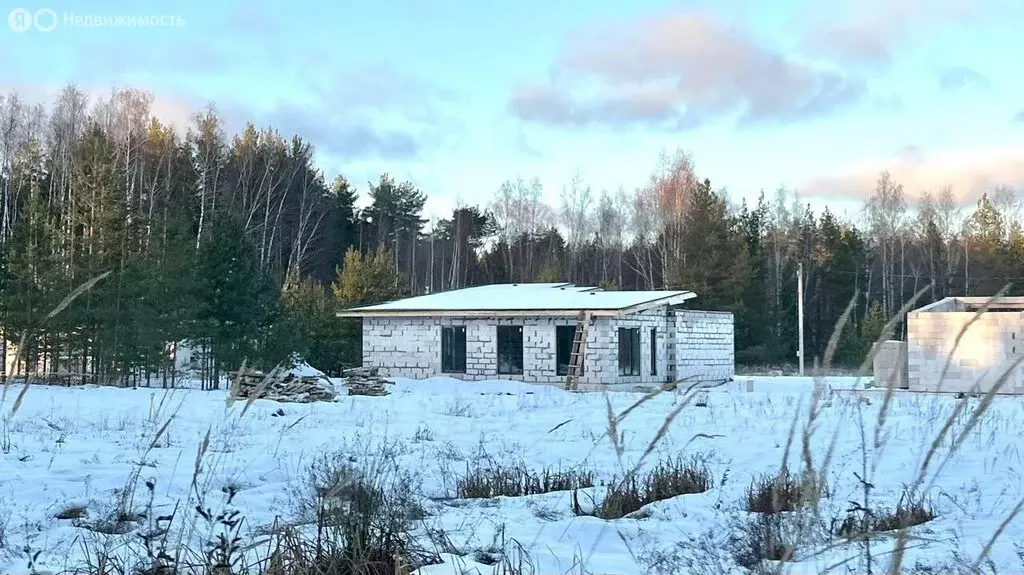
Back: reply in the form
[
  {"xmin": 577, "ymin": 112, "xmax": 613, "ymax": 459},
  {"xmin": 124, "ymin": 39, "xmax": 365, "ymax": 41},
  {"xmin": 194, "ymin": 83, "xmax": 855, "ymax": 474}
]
[
  {"xmin": 803, "ymin": 0, "xmax": 979, "ymax": 67},
  {"xmin": 511, "ymin": 11, "xmax": 864, "ymax": 130},
  {"xmin": 803, "ymin": 146, "xmax": 1024, "ymax": 203}
]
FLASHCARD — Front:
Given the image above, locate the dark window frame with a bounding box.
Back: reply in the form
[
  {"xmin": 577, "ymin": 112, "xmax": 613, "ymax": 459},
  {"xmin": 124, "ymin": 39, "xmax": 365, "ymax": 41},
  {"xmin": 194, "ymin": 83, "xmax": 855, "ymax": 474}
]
[
  {"xmin": 555, "ymin": 325, "xmax": 578, "ymax": 376},
  {"xmin": 441, "ymin": 326, "xmax": 467, "ymax": 374},
  {"xmin": 496, "ymin": 325, "xmax": 524, "ymax": 375},
  {"xmin": 650, "ymin": 327, "xmax": 657, "ymax": 376},
  {"xmin": 618, "ymin": 327, "xmax": 641, "ymax": 376}
]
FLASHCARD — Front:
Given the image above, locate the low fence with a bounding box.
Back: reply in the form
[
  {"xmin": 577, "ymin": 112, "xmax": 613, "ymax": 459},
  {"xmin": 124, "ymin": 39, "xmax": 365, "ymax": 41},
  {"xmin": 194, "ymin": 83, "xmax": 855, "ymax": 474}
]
[{"xmin": 0, "ymin": 372, "xmax": 220, "ymax": 390}]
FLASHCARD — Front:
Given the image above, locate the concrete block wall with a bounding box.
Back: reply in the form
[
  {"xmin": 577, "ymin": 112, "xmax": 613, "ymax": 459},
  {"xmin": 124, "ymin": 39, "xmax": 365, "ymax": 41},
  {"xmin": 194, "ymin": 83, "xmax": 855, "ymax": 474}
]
[
  {"xmin": 673, "ymin": 310, "xmax": 735, "ymax": 384},
  {"xmin": 603, "ymin": 308, "xmax": 672, "ymax": 385},
  {"xmin": 872, "ymin": 340, "xmax": 908, "ymax": 389},
  {"xmin": 362, "ymin": 312, "xmax": 675, "ymax": 385},
  {"xmin": 907, "ymin": 310, "xmax": 1024, "ymax": 394},
  {"xmin": 362, "ymin": 317, "xmax": 440, "ymax": 379},
  {"xmin": 362, "ymin": 316, "xmax": 628, "ymax": 384},
  {"xmin": 666, "ymin": 313, "xmax": 678, "ymax": 381},
  {"xmin": 521, "ymin": 317, "xmax": 576, "ymax": 384},
  {"xmin": 361, "ymin": 306, "xmax": 733, "ymax": 386}
]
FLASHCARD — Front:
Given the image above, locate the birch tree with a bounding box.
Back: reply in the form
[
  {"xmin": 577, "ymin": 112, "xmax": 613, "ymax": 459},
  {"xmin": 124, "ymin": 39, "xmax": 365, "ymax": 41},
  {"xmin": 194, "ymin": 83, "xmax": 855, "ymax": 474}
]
[{"xmin": 559, "ymin": 171, "xmax": 593, "ymax": 281}]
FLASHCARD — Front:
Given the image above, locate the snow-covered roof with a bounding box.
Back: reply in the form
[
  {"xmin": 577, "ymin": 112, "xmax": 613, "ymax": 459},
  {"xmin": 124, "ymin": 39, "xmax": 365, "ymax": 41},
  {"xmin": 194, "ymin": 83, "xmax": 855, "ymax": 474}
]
[
  {"xmin": 337, "ymin": 283, "xmax": 696, "ymax": 317},
  {"xmin": 912, "ymin": 296, "xmax": 1024, "ymax": 313}
]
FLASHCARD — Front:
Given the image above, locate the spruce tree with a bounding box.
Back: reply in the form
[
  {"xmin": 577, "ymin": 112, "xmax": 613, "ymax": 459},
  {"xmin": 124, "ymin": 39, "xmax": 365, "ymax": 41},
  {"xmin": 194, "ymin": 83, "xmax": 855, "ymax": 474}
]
[
  {"xmin": 673, "ymin": 179, "xmax": 752, "ymax": 314},
  {"xmin": 327, "ymin": 175, "xmax": 360, "ymax": 276},
  {"xmin": 196, "ymin": 212, "xmax": 278, "ymax": 377},
  {"xmin": 860, "ymin": 301, "xmax": 887, "ymax": 358},
  {"xmin": 0, "ymin": 178, "xmax": 61, "ymax": 371}
]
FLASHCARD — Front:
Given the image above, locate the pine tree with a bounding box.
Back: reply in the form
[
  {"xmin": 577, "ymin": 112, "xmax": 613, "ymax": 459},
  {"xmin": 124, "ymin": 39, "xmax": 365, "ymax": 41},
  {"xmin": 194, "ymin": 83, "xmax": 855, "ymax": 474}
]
[
  {"xmin": 735, "ymin": 194, "xmax": 772, "ymax": 363},
  {"xmin": 435, "ymin": 206, "xmax": 496, "ymax": 289},
  {"xmin": 333, "ymin": 248, "xmax": 407, "ymax": 307},
  {"xmin": 672, "ymin": 179, "xmax": 752, "ymax": 313},
  {"xmin": 0, "ymin": 170, "xmax": 61, "ymax": 371},
  {"xmin": 330, "ymin": 176, "xmax": 359, "ymax": 259},
  {"xmin": 196, "ymin": 212, "xmax": 279, "ymax": 380},
  {"xmin": 814, "ymin": 210, "xmax": 867, "ymax": 366},
  {"xmin": 281, "ymin": 276, "xmax": 347, "ymax": 374},
  {"xmin": 332, "ymin": 247, "xmax": 408, "ymax": 368},
  {"xmin": 964, "ymin": 192, "xmax": 1013, "ymax": 296},
  {"xmin": 860, "ymin": 301, "xmax": 887, "ymax": 356}
]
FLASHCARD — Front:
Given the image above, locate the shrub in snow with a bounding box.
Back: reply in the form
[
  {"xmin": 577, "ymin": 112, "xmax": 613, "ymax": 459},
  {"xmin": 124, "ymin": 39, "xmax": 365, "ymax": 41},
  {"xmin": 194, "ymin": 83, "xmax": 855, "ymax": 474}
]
[
  {"xmin": 730, "ymin": 512, "xmax": 808, "ymax": 570},
  {"xmin": 834, "ymin": 491, "xmax": 936, "ymax": 538},
  {"xmin": 745, "ymin": 467, "xmax": 828, "ymax": 514},
  {"xmin": 573, "ymin": 454, "xmax": 713, "ymax": 520},
  {"xmin": 638, "ymin": 531, "xmax": 735, "ymax": 575},
  {"xmin": 276, "ymin": 449, "xmax": 438, "ymax": 574},
  {"xmin": 411, "ymin": 423, "xmax": 434, "ymax": 443},
  {"xmin": 53, "ymin": 504, "xmax": 87, "ymax": 521},
  {"xmin": 457, "ymin": 464, "xmax": 595, "ymax": 499}
]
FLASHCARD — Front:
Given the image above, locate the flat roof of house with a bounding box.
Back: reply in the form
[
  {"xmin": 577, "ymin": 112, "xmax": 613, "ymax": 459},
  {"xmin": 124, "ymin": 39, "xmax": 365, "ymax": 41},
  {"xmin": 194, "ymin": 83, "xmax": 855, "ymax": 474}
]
[
  {"xmin": 336, "ymin": 283, "xmax": 697, "ymax": 317},
  {"xmin": 913, "ymin": 296, "xmax": 1024, "ymax": 314}
]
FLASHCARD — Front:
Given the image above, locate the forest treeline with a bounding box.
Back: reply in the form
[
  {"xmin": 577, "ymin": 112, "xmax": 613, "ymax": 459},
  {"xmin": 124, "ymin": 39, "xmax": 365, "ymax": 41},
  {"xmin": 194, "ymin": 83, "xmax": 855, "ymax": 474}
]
[{"xmin": 1, "ymin": 86, "xmax": 1022, "ymax": 384}]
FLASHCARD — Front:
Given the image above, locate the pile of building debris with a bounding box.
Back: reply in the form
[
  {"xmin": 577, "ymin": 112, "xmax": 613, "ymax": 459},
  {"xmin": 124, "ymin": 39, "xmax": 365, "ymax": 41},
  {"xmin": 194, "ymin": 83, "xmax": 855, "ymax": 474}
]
[
  {"xmin": 228, "ymin": 359, "xmax": 337, "ymax": 403},
  {"xmin": 342, "ymin": 366, "xmax": 393, "ymax": 396}
]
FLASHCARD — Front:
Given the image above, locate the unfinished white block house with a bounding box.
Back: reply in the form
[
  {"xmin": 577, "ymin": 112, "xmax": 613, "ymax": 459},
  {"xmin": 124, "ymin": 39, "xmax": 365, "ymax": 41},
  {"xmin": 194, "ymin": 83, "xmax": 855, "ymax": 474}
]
[
  {"xmin": 337, "ymin": 283, "xmax": 734, "ymax": 387},
  {"xmin": 907, "ymin": 296, "xmax": 1024, "ymax": 394}
]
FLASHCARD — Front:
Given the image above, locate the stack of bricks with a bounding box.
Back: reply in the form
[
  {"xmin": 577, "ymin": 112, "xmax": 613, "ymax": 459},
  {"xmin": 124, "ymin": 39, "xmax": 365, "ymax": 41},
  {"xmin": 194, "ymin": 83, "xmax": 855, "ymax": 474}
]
[
  {"xmin": 228, "ymin": 368, "xmax": 337, "ymax": 403},
  {"xmin": 343, "ymin": 367, "xmax": 393, "ymax": 396}
]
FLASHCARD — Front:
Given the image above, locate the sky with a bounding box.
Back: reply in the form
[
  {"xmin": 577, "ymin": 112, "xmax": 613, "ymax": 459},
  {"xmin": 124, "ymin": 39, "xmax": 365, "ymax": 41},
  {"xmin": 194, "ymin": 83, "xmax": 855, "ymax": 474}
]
[{"xmin": 2, "ymin": 0, "xmax": 1024, "ymax": 222}]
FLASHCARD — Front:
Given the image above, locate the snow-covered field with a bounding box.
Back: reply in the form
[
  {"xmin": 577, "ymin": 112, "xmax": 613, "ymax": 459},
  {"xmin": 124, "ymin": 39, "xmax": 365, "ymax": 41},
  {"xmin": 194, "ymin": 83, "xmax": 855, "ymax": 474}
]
[{"xmin": 2, "ymin": 375, "xmax": 1023, "ymax": 574}]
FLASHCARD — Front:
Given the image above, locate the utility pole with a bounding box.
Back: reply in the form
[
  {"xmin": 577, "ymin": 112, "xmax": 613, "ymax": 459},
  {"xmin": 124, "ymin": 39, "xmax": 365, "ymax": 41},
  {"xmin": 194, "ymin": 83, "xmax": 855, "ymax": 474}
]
[{"xmin": 797, "ymin": 262, "xmax": 805, "ymax": 376}]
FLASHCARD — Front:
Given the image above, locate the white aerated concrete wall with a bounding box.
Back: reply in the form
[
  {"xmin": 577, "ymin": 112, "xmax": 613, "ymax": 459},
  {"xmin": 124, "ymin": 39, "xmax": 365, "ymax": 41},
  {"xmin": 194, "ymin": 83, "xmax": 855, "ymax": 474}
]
[
  {"xmin": 362, "ymin": 316, "xmax": 613, "ymax": 383},
  {"xmin": 673, "ymin": 310, "xmax": 735, "ymax": 384},
  {"xmin": 907, "ymin": 310, "xmax": 1024, "ymax": 394},
  {"xmin": 872, "ymin": 340, "xmax": 909, "ymax": 389},
  {"xmin": 360, "ymin": 306, "xmax": 735, "ymax": 386}
]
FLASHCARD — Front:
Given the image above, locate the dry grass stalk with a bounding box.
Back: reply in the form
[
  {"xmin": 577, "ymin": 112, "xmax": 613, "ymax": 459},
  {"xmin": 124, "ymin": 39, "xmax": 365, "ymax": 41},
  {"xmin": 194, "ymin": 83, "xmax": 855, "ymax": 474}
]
[
  {"xmin": 2, "ymin": 271, "xmax": 111, "ymax": 416},
  {"xmin": 13, "ymin": 281, "xmax": 1024, "ymax": 574},
  {"xmin": 745, "ymin": 468, "xmax": 826, "ymax": 515},
  {"xmin": 575, "ymin": 455, "xmax": 713, "ymax": 520},
  {"xmin": 834, "ymin": 493, "xmax": 936, "ymax": 538},
  {"xmin": 456, "ymin": 465, "xmax": 595, "ymax": 499}
]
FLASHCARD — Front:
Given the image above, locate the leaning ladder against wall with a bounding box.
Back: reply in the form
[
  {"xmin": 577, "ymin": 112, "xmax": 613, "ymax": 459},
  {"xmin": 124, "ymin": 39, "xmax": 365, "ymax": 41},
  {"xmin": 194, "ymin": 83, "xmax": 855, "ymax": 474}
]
[{"xmin": 564, "ymin": 311, "xmax": 592, "ymax": 390}]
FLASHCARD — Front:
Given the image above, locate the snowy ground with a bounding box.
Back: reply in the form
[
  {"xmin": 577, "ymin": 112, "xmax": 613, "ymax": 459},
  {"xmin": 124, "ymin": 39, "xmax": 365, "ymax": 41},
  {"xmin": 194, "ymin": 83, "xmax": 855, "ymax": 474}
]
[{"xmin": 2, "ymin": 375, "xmax": 1023, "ymax": 574}]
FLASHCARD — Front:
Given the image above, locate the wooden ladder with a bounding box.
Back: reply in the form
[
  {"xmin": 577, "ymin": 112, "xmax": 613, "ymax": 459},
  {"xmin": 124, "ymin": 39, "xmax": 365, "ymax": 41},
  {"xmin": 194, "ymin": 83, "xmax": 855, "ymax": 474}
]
[{"xmin": 565, "ymin": 311, "xmax": 591, "ymax": 391}]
